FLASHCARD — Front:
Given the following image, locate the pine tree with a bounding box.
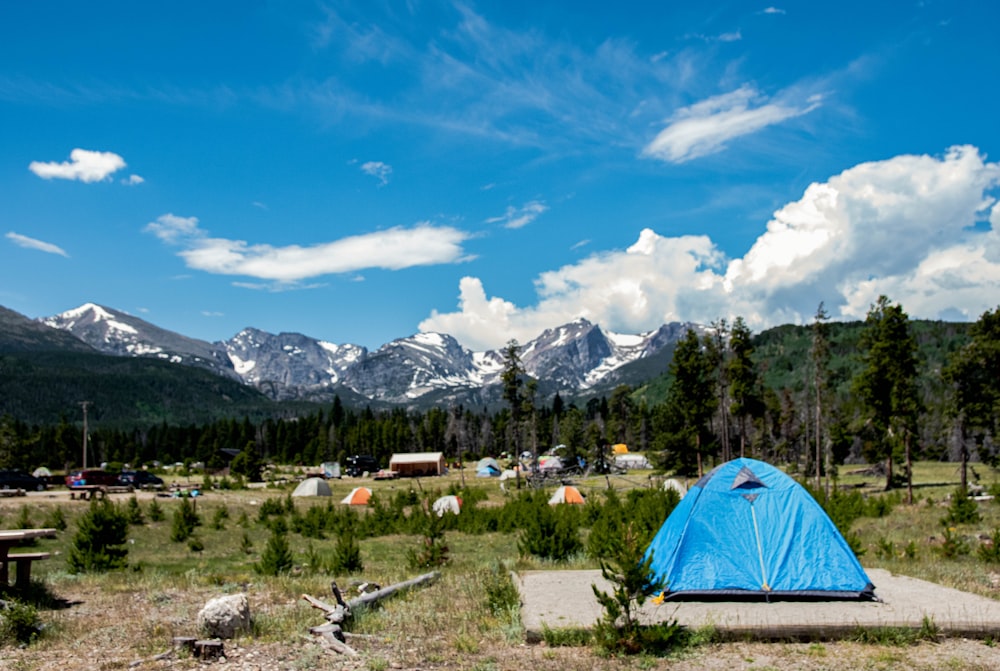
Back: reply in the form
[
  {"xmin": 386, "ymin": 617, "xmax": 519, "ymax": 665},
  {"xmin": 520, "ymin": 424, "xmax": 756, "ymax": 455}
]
[
  {"xmin": 67, "ymin": 499, "xmax": 129, "ymax": 573},
  {"xmin": 256, "ymin": 526, "xmax": 293, "ymax": 576}
]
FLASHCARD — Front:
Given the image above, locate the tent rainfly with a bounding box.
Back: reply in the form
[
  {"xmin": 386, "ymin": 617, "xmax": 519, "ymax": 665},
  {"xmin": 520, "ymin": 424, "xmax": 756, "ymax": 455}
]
[
  {"xmin": 432, "ymin": 495, "xmax": 462, "ymax": 516},
  {"xmin": 548, "ymin": 485, "xmax": 585, "ymax": 505},
  {"xmin": 292, "ymin": 477, "xmax": 332, "ymax": 497},
  {"xmin": 644, "ymin": 458, "xmax": 876, "ymax": 601},
  {"xmin": 340, "ymin": 486, "xmax": 372, "ymax": 505},
  {"xmin": 389, "ymin": 452, "xmax": 446, "ymax": 477},
  {"xmin": 476, "ymin": 457, "xmax": 501, "ymax": 477}
]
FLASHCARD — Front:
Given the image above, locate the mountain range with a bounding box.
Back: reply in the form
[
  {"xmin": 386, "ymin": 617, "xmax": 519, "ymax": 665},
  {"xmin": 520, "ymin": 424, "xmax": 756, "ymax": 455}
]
[{"xmin": 29, "ymin": 303, "xmax": 694, "ymax": 408}]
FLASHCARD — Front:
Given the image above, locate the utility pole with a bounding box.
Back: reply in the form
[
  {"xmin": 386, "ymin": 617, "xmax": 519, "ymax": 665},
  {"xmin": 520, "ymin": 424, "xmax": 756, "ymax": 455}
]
[{"xmin": 79, "ymin": 401, "xmax": 91, "ymax": 469}]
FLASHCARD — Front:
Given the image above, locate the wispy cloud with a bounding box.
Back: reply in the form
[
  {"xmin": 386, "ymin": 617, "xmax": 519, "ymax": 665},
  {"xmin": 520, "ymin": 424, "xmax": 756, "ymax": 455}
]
[
  {"xmin": 486, "ymin": 201, "xmax": 548, "ymax": 229},
  {"xmin": 360, "ymin": 161, "xmax": 392, "ymax": 186},
  {"xmin": 6, "ymin": 231, "xmax": 69, "ymax": 257},
  {"xmin": 123, "ymin": 174, "xmax": 144, "ymax": 186},
  {"xmin": 423, "ymin": 146, "xmax": 1000, "ymax": 351},
  {"xmin": 642, "ymin": 85, "xmax": 822, "ymax": 163},
  {"xmin": 29, "ymin": 148, "xmax": 127, "ymax": 183},
  {"xmin": 762, "ymin": 7, "xmax": 786, "ymax": 15},
  {"xmin": 145, "ymin": 213, "xmax": 473, "ymax": 284}
]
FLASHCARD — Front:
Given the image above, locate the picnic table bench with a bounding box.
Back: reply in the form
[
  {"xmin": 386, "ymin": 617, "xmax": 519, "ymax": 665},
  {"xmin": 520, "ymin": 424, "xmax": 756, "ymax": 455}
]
[{"xmin": 0, "ymin": 528, "xmax": 56, "ymax": 588}]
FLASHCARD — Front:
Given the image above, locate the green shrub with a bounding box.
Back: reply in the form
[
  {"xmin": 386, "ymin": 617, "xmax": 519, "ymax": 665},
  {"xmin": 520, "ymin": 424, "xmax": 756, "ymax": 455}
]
[
  {"xmin": 518, "ymin": 499, "xmax": 582, "ymax": 561},
  {"xmin": 330, "ymin": 530, "xmax": 364, "ymax": 575},
  {"xmin": 941, "ymin": 486, "xmax": 981, "ymax": 526},
  {"xmin": 43, "ymin": 506, "xmax": 67, "ymax": 531},
  {"xmin": 978, "ymin": 528, "xmax": 1000, "ymax": 563},
  {"xmin": 407, "ymin": 510, "xmax": 450, "ymax": 569},
  {"xmin": 256, "ymin": 527, "xmax": 293, "ymax": 575},
  {"xmin": 170, "ymin": 496, "xmax": 201, "ymax": 542},
  {"xmin": 0, "ymin": 599, "xmax": 42, "ymax": 645},
  {"xmin": 147, "ymin": 498, "xmax": 165, "ymax": 522},
  {"xmin": 124, "ymin": 497, "xmax": 145, "ymax": 525},
  {"xmin": 482, "ymin": 561, "xmax": 519, "ymax": 617},
  {"xmin": 240, "ymin": 531, "xmax": 253, "ymax": 554},
  {"xmin": 937, "ymin": 527, "xmax": 970, "ymax": 559},
  {"xmin": 210, "ymin": 506, "xmax": 229, "ymax": 531},
  {"xmin": 67, "ymin": 499, "xmax": 129, "ymax": 573}
]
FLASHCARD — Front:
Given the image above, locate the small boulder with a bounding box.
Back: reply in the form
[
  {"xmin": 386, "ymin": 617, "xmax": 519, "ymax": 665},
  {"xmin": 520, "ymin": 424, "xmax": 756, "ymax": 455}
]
[{"xmin": 197, "ymin": 594, "xmax": 251, "ymax": 639}]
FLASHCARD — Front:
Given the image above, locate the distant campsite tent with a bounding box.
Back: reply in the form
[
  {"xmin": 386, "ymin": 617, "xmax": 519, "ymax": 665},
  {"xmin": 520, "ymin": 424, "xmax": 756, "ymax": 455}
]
[
  {"xmin": 432, "ymin": 495, "xmax": 462, "ymax": 516},
  {"xmin": 292, "ymin": 477, "xmax": 332, "ymax": 497},
  {"xmin": 612, "ymin": 443, "xmax": 629, "ymax": 455},
  {"xmin": 662, "ymin": 478, "xmax": 688, "ymax": 498},
  {"xmin": 340, "ymin": 486, "xmax": 372, "ymax": 505},
  {"xmin": 644, "ymin": 458, "xmax": 876, "ymax": 601},
  {"xmin": 476, "ymin": 457, "xmax": 501, "ymax": 477},
  {"xmin": 548, "ymin": 485, "xmax": 585, "ymax": 505},
  {"xmin": 389, "ymin": 452, "xmax": 446, "ymax": 477},
  {"xmin": 32, "ymin": 467, "xmax": 52, "ymax": 478}
]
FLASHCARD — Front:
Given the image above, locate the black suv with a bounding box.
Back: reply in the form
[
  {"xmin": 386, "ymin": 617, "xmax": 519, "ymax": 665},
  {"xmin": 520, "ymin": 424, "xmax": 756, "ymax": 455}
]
[
  {"xmin": 118, "ymin": 470, "xmax": 165, "ymax": 489},
  {"xmin": 344, "ymin": 455, "xmax": 379, "ymax": 477},
  {"xmin": 0, "ymin": 469, "xmax": 47, "ymax": 491}
]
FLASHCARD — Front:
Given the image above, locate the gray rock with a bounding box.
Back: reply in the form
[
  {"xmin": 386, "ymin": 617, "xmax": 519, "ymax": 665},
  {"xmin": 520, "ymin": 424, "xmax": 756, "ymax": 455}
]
[{"xmin": 197, "ymin": 594, "xmax": 251, "ymax": 639}]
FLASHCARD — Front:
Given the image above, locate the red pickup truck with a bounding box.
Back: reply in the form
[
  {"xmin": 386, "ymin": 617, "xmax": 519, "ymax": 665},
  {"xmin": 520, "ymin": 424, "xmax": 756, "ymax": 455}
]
[{"xmin": 65, "ymin": 469, "xmax": 120, "ymax": 488}]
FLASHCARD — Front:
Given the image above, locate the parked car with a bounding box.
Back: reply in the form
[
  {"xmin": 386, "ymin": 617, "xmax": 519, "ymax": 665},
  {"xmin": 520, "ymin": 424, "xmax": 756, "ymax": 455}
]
[
  {"xmin": 0, "ymin": 469, "xmax": 47, "ymax": 491},
  {"xmin": 65, "ymin": 469, "xmax": 120, "ymax": 488},
  {"xmin": 118, "ymin": 470, "xmax": 164, "ymax": 489}
]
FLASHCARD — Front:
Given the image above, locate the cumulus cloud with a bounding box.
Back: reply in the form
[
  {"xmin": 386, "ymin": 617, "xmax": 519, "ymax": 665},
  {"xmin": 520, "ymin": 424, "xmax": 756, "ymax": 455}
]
[
  {"xmin": 421, "ymin": 146, "xmax": 1000, "ymax": 351},
  {"xmin": 145, "ymin": 213, "xmax": 473, "ymax": 284},
  {"xmin": 5, "ymin": 231, "xmax": 69, "ymax": 257},
  {"xmin": 486, "ymin": 200, "xmax": 548, "ymax": 229},
  {"xmin": 643, "ymin": 85, "xmax": 821, "ymax": 163},
  {"xmin": 361, "ymin": 161, "xmax": 392, "ymax": 186},
  {"xmin": 29, "ymin": 148, "xmax": 127, "ymax": 183},
  {"xmin": 123, "ymin": 174, "xmax": 144, "ymax": 186}
]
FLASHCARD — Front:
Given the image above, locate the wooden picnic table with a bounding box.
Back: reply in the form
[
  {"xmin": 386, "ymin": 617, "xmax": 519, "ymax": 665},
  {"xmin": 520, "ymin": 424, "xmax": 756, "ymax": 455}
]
[{"xmin": 0, "ymin": 528, "xmax": 56, "ymax": 588}]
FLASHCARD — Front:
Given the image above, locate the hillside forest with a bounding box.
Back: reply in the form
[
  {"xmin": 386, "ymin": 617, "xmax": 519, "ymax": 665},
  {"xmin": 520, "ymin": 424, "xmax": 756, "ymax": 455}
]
[{"xmin": 2, "ymin": 296, "xmax": 999, "ymax": 492}]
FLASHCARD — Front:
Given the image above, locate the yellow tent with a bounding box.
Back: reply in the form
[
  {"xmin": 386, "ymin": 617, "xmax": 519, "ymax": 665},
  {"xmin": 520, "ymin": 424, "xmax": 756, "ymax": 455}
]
[{"xmin": 612, "ymin": 444, "xmax": 629, "ymax": 455}]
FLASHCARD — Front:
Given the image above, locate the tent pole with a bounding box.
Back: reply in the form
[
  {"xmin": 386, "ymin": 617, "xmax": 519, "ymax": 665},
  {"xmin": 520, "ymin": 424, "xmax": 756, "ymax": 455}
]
[{"xmin": 749, "ymin": 503, "xmax": 770, "ymax": 593}]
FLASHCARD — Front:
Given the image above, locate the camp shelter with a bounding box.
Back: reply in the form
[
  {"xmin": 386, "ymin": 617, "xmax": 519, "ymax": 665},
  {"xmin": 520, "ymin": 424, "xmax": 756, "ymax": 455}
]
[
  {"xmin": 432, "ymin": 495, "xmax": 462, "ymax": 516},
  {"xmin": 612, "ymin": 443, "xmax": 629, "ymax": 455},
  {"xmin": 389, "ymin": 452, "xmax": 446, "ymax": 477},
  {"xmin": 32, "ymin": 467, "xmax": 53, "ymax": 478},
  {"xmin": 340, "ymin": 486, "xmax": 372, "ymax": 505},
  {"xmin": 476, "ymin": 457, "xmax": 501, "ymax": 477},
  {"xmin": 662, "ymin": 478, "xmax": 688, "ymax": 498},
  {"xmin": 292, "ymin": 477, "xmax": 332, "ymax": 497},
  {"xmin": 548, "ymin": 484, "xmax": 585, "ymax": 505},
  {"xmin": 643, "ymin": 458, "xmax": 876, "ymax": 601}
]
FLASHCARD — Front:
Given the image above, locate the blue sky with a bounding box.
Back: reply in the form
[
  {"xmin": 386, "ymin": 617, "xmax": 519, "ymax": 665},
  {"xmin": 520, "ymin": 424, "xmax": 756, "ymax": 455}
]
[{"xmin": 3, "ymin": 1, "xmax": 999, "ymax": 352}]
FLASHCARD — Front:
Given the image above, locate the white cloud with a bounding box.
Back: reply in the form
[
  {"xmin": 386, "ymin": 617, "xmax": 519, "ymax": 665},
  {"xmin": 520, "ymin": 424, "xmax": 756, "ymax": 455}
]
[
  {"xmin": 421, "ymin": 146, "xmax": 1000, "ymax": 351},
  {"xmin": 123, "ymin": 174, "xmax": 144, "ymax": 185},
  {"xmin": 361, "ymin": 161, "xmax": 392, "ymax": 186},
  {"xmin": 6, "ymin": 231, "xmax": 69, "ymax": 257},
  {"xmin": 486, "ymin": 200, "xmax": 548, "ymax": 229},
  {"xmin": 643, "ymin": 85, "xmax": 821, "ymax": 163},
  {"xmin": 762, "ymin": 7, "xmax": 786, "ymax": 15},
  {"xmin": 29, "ymin": 148, "xmax": 127, "ymax": 183},
  {"xmin": 145, "ymin": 213, "xmax": 473, "ymax": 283}
]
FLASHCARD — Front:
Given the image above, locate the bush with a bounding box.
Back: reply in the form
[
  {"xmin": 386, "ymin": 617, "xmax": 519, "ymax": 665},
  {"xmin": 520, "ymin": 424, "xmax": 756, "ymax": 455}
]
[
  {"xmin": 518, "ymin": 499, "xmax": 582, "ymax": 561},
  {"xmin": 124, "ymin": 497, "xmax": 145, "ymax": 525},
  {"xmin": 941, "ymin": 486, "xmax": 981, "ymax": 526},
  {"xmin": 407, "ymin": 509, "xmax": 450, "ymax": 569},
  {"xmin": 67, "ymin": 499, "xmax": 129, "ymax": 573},
  {"xmin": 0, "ymin": 599, "xmax": 42, "ymax": 646},
  {"xmin": 482, "ymin": 561, "xmax": 519, "ymax": 617},
  {"xmin": 330, "ymin": 530, "xmax": 364, "ymax": 575},
  {"xmin": 170, "ymin": 496, "xmax": 201, "ymax": 542},
  {"xmin": 256, "ymin": 527, "xmax": 293, "ymax": 575},
  {"xmin": 147, "ymin": 498, "xmax": 165, "ymax": 522},
  {"xmin": 43, "ymin": 506, "xmax": 67, "ymax": 531}
]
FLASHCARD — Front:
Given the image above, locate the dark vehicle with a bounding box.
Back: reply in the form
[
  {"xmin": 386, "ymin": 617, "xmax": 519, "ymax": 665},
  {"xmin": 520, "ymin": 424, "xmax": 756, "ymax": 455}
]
[
  {"xmin": 65, "ymin": 469, "xmax": 120, "ymax": 488},
  {"xmin": 344, "ymin": 455, "xmax": 379, "ymax": 477},
  {"xmin": 0, "ymin": 469, "xmax": 47, "ymax": 491},
  {"xmin": 118, "ymin": 470, "xmax": 165, "ymax": 489}
]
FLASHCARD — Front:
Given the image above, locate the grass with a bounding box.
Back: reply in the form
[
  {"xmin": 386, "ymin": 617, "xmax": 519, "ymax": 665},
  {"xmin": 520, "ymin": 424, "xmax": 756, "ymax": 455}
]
[{"xmin": 2, "ymin": 462, "xmax": 1000, "ymax": 669}]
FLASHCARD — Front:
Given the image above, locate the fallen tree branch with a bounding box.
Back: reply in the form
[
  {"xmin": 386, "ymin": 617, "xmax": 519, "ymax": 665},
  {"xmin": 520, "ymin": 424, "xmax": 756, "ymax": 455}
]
[{"xmin": 346, "ymin": 571, "xmax": 441, "ymax": 610}]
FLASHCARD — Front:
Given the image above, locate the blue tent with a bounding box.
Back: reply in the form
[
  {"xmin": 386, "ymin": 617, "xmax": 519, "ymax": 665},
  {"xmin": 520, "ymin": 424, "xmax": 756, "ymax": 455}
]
[{"xmin": 643, "ymin": 458, "xmax": 876, "ymax": 601}]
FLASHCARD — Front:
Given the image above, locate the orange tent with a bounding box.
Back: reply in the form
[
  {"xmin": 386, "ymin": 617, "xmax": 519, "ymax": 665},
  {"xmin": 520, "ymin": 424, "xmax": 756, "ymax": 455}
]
[
  {"xmin": 548, "ymin": 485, "xmax": 585, "ymax": 505},
  {"xmin": 340, "ymin": 486, "xmax": 372, "ymax": 505}
]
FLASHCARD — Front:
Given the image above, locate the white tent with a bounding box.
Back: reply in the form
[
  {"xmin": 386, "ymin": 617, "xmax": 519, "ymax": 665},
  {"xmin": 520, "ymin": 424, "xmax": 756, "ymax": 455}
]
[
  {"xmin": 432, "ymin": 495, "xmax": 462, "ymax": 516},
  {"xmin": 662, "ymin": 478, "xmax": 688, "ymax": 498},
  {"xmin": 292, "ymin": 477, "xmax": 332, "ymax": 497},
  {"xmin": 32, "ymin": 467, "xmax": 53, "ymax": 478}
]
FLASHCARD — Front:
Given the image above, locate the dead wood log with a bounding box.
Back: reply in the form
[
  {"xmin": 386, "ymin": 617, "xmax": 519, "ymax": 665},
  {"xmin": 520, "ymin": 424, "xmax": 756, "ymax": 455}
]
[
  {"xmin": 345, "ymin": 571, "xmax": 440, "ymax": 610},
  {"xmin": 318, "ymin": 630, "xmax": 359, "ymax": 656}
]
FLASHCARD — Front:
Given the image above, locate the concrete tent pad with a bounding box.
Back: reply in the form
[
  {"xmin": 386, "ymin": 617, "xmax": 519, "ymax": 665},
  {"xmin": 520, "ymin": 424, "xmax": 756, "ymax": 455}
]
[{"xmin": 517, "ymin": 569, "xmax": 1000, "ymax": 641}]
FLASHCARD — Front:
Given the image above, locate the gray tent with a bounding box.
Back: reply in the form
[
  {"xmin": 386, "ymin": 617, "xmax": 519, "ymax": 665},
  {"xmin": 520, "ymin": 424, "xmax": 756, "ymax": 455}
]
[{"xmin": 292, "ymin": 477, "xmax": 332, "ymax": 497}]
